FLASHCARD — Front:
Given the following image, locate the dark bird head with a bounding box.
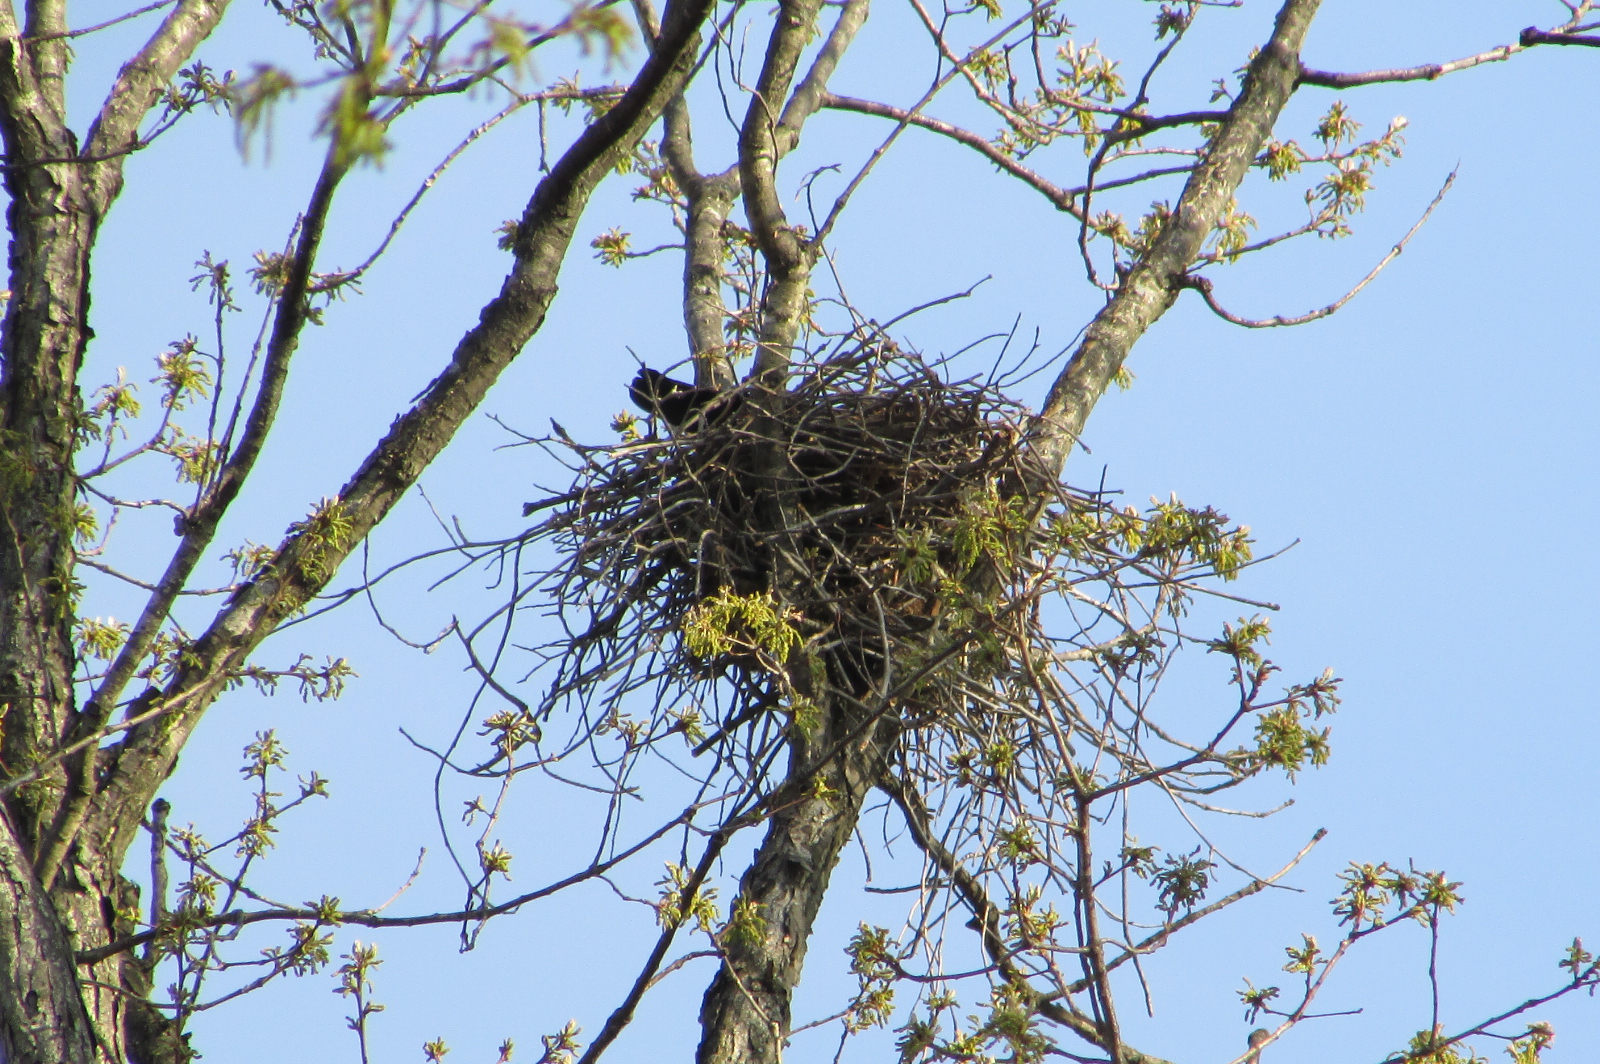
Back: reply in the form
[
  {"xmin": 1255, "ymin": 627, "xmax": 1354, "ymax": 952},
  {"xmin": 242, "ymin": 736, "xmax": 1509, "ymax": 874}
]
[
  {"xmin": 628, "ymin": 366, "xmax": 739, "ymax": 428},
  {"xmin": 628, "ymin": 367, "xmax": 690, "ymax": 413}
]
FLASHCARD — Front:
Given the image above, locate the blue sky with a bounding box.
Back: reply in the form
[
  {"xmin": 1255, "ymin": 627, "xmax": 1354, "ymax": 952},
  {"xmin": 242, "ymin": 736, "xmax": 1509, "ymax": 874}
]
[{"xmin": 61, "ymin": 0, "xmax": 1598, "ymax": 1061}]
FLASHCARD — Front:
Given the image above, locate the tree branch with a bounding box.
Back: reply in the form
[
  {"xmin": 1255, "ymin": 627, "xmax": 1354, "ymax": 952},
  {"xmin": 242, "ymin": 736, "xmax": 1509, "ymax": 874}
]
[
  {"xmin": 1186, "ymin": 169, "xmax": 1454, "ymax": 328},
  {"xmin": 739, "ymin": 0, "xmax": 828, "ymax": 378},
  {"xmin": 1519, "ymin": 25, "xmax": 1600, "ymax": 46},
  {"xmin": 1029, "ymin": 0, "xmax": 1322, "ymax": 477},
  {"xmin": 81, "ymin": 0, "xmax": 718, "ymax": 877},
  {"xmin": 823, "ymin": 92, "xmax": 1081, "ymax": 217},
  {"xmin": 82, "ymin": 0, "xmax": 230, "ymax": 205},
  {"xmin": 660, "ymin": 96, "xmax": 741, "ymax": 386},
  {"xmin": 1299, "ymin": 21, "xmax": 1600, "ymax": 89}
]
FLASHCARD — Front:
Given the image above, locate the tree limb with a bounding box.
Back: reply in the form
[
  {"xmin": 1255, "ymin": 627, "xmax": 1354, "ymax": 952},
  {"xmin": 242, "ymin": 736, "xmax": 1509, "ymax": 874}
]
[
  {"xmin": 82, "ymin": 0, "xmax": 230, "ymax": 209},
  {"xmin": 79, "ymin": 0, "xmax": 719, "ymax": 878},
  {"xmin": 823, "ymin": 91, "xmax": 1081, "ymax": 217},
  {"xmin": 739, "ymin": 0, "xmax": 828, "ymax": 378},
  {"xmin": 1187, "ymin": 168, "xmax": 1455, "ymax": 328},
  {"xmin": 1029, "ymin": 0, "xmax": 1322, "ymax": 477}
]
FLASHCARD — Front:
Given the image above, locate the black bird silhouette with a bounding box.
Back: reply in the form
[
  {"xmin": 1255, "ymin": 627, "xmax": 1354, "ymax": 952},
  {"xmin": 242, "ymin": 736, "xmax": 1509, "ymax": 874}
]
[{"xmin": 628, "ymin": 367, "xmax": 737, "ymax": 427}]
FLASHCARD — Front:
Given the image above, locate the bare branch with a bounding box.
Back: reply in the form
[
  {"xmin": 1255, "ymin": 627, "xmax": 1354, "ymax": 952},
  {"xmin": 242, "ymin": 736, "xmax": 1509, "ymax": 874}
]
[
  {"xmin": 1520, "ymin": 24, "xmax": 1600, "ymax": 46},
  {"xmin": 84, "ymin": 0, "xmax": 231, "ymax": 199},
  {"xmin": 738, "ymin": 0, "xmax": 830, "ymax": 377},
  {"xmin": 1031, "ymin": 0, "xmax": 1322, "ymax": 477},
  {"xmin": 1187, "ymin": 169, "xmax": 1455, "ymax": 328},
  {"xmin": 1299, "ymin": 20, "xmax": 1599, "ymax": 89},
  {"xmin": 823, "ymin": 92, "xmax": 1081, "ymax": 218},
  {"xmin": 80, "ymin": 0, "xmax": 719, "ymax": 880},
  {"xmin": 28, "ymin": 0, "xmax": 175, "ymax": 41}
]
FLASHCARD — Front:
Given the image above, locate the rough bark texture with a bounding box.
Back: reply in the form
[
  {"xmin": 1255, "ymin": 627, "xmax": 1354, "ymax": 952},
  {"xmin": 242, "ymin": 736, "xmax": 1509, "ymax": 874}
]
[
  {"xmin": 739, "ymin": 0, "xmax": 828, "ymax": 379},
  {"xmin": 1030, "ymin": 0, "xmax": 1323, "ymax": 477},
  {"xmin": 0, "ymin": 0, "xmax": 234, "ymax": 1055},
  {"xmin": 0, "ymin": 0, "xmax": 712, "ymax": 1057},
  {"xmin": 692, "ymin": 4, "xmax": 1326, "ymax": 1063},
  {"xmin": 696, "ymin": 695, "xmax": 895, "ymax": 1064},
  {"xmin": 661, "ymin": 96, "xmax": 740, "ymax": 387}
]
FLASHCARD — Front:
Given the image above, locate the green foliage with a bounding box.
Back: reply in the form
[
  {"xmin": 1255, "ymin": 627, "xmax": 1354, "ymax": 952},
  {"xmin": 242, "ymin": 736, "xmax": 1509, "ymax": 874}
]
[
  {"xmin": 480, "ymin": 708, "xmax": 542, "ymax": 757},
  {"xmin": 71, "ymin": 501, "xmax": 99, "ymax": 545},
  {"xmin": 895, "ymin": 527, "xmax": 942, "ymax": 587},
  {"xmin": 785, "ymin": 694, "xmax": 822, "ymax": 738},
  {"xmin": 230, "ymin": 64, "xmax": 297, "ymax": 159},
  {"xmin": 234, "ymin": 654, "xmax": 356, "ymax": 701},
  {"xmin": 1333, "ymin": 862, "xmax": 1462, "ymax": 931},
  {"xmin": 222, "ymin": 540, "xmax": 278, "ymax": 583},
  {"xmin": 1153, "ymin": 850, "xmax": 1216, "ymax": 914},
  {"xmin": 1237, "ymin": 978, "xmax": 1280, "ymax": 1021},
  {"xmin": 610, "ymin": 410, "xmax": 641, "ymax": 441},
  {"xmin": 266, "ymin": 919, "xmax": 336, "ymax": 977},
  {"xmin": 165, "ymin": 427, "xmax": 223, "ymax": 484},
  {"xmin": 591, "ymin": 227, "xmax": 632, "ymax": 267},
  {"xmin": 1505, "ymin": 1025, "xmax": 1554, "ymax": 1064},
  {"xmin": 320, "ymin": 77, "xmax": 388, "ymax": 168},
  {"xmin": 806, "ymin": 772, "xmax": 842, "ymax": 806},
  {"xmin": 1004, "ymin": 886, "xmax": 1063, "ymax": 947},
  {"xmin": 152, "ymin": 337, "xmax": 212, "ymax": 411},
  {"xmin": 1314, "ymin": 100, "xmax": 1361, "ymax": 149},
  {"xmin": 1207, "ymin": 196, "xmax": 1258, "ymax": 262},
  {"xmin": 996, "ymin": 819, "xmax": 1040, "ymax": 867},
  {"xmin": 1206, "ymin": 616, "xmax": 1273, "ymax": 668},
  {"xmin": 722, "ymin": 897, "xmax": 766, "ymax": 950},
  {"xmin": 989, "ymin": 32, "xmax": 1125, "ymax": 160},
  {"xmin": 845, "ymin": 924, "xmax": 899, "ymax": 1032},
  {"xmin": 557, "ymin": 3, "xmax": 634, "ymax": 65},
  {"xmin": 655, "ymin": 863, "xmax": 720, "ymax": 932},
  {"xmin": 1302, "ymin": 109, "xmax": 1407, "ymax": 240},
  {"xmin": 1048, "ymin": 494, "xmax": 1254, "ymax": 594},
  {"xmin": 291, "ymin": 496, "xmax": 355, "ymax": 583},
  {"xmin": 1250, "ymin": 704, "xmax": 1331, "ymax": 779},
  {"xmin": 479, "ymin": 841, "xmax": 514, "ymax": 879},
  {"xmin": 163, "ymin": 62, "xmax": 232, "ymax": 120},
  {"xmin": 538, "ymin": 1021, "xmax": 583, "ymax": 1064},
  {"xmin": 335, "ymin": 941, "xmax": 386, "ymax": 1034},
  {"xmin": 174, "ymin": 863, "xmax": 218, "ymax": 916},
  {"xmin": 248, "ymin": 249, "xmax": 292, "ymax": 296},
  {"xmin": 1262, "ymin": 138, "xmax": 1305, "ymax": 180},
  {"xmin": 74, "ymin": 616, "xmax": 129, "ymax": 661},
  {"xmin": 0, "ymin": 428, "xmax": 36, "ymax": 499},
  {"xmin": 952, "ymin": 486, "xmax": 1029, "ymax": 574},
  {"xmin": 681, "ymin": 588, "xmax": 801, "ymax": 666},
  {"xmin": 1397, "ymin": 1026, "xmax": 1486, "ymax": 1064},
  {"xmin": 81, "ymin": 367, "xmax": 142, "ymax": 440},
  {"xmin": 1560, "ymin": 937, "xmax": 1597, "ymax": 982}
]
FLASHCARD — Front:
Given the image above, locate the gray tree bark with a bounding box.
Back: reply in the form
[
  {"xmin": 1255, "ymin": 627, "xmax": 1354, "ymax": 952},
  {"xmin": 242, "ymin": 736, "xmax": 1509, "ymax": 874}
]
[
  {"xmin": 0, "ymin": 0, "xmax": 713, "ymax": 1057},
  {"xmin": 690, "ymin": 3, "xmax": 1326, "ymax": 1063}
]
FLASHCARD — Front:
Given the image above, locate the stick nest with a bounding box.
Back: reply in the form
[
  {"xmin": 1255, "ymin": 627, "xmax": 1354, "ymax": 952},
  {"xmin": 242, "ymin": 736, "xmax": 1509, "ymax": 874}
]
[{"xmin": 523, "ymin": 340, "xmax": 1109, "ymax": 750}]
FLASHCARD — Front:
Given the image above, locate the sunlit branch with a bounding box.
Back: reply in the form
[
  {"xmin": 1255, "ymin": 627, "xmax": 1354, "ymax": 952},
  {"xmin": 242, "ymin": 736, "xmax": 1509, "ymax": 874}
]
[
  {"xmin": 1185, "ymin": 169, "xmax": 1455, "ymax": 328},
  {"xmin": 76, "ymin": 801, "xmax": 714, "ymax": 966},
  {"xmin": 822, "ymin": 92, "xmax": 1083, "ymax": 219},
  {"xmin": 25, "ymin": 0, "xmax": 174, "ymax": 40},
  {"xmin": 1085, "ymin": 829, "xmax": 1326, "ymax": 987}
]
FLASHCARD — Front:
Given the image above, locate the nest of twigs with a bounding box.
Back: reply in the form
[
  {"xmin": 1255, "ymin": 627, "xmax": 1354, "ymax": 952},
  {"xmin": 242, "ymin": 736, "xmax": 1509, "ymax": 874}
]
[{"xmin": 521, "ymin": 338, "xmax": 1098, "ymax": 751}]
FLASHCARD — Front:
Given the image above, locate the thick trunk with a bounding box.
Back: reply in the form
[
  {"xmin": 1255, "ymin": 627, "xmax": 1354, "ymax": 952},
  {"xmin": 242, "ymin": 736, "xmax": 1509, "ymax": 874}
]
[
  {"xmin": 0, "ymin": 0, "xmax": 712, "ymax": 1056},
  {"xmin": 696, "ymin": 691, "xmax": 893, "ymax": 1064},
  {"xmin": 0, "ymin": 66, "xmax": 192, "ymax": 1064}
]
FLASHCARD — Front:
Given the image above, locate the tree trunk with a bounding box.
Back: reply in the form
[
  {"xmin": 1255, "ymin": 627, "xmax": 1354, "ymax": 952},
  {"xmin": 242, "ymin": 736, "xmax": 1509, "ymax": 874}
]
[
  {"xmin": 0, "ymin": 0, "xmax": 713, "ymax": 1055},
  {"xmin": 696, "ymin": 688, "xmax": 894, "ymax": 1064}
]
